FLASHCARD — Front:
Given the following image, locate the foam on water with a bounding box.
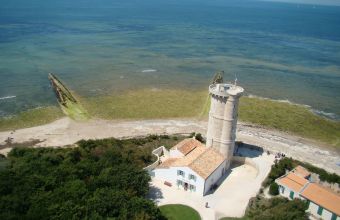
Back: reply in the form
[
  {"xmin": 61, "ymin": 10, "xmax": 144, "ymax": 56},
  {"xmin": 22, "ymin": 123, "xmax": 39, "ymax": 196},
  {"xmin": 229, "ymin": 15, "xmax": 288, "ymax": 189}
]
[
  {"xmin": 0, "ymin": 96, "xmax": 16, "ymax": 100},
  {"xmin": 142, "ymin": 69, "xmax": 157, "ymax": 73}
]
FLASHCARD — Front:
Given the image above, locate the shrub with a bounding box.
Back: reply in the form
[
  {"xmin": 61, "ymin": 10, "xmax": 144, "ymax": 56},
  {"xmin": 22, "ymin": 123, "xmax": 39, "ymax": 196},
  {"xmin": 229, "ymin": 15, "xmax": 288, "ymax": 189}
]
[
  {"xmin": 195, "ymin": 133, "xmax": 205, "ymax": 143},
  {"xmin": 246, "ymin": 197, "xmax": 308, "ymax": 220},
  {"xmin": 269, "ymin": 182, "xmax": 279, "ymax": 195}
]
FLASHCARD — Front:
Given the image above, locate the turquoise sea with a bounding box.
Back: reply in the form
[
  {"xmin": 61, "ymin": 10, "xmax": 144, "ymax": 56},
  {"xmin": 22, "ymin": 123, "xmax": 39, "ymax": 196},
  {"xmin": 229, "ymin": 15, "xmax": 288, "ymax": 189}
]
[{"xmin": 0, "ymin": 0, "xmax": 340, "ymax": 119}]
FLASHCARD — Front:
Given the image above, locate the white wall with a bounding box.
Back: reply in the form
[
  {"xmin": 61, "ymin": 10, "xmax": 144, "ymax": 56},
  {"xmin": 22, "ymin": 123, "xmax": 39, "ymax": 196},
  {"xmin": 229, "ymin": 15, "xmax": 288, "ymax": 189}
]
[
  {"xmin": 275, "ymin": 182, "xmax": 300, "ymax": 199},
  {"xmin": 144, "ymin": 146, "xmax": 164, "ymax": 172},
  {"xmin": 154, "ymin": 166, "xmax": 205, "ymax": 195},
  {"xmin": 204, "ymin": 160, "xmax": 227, "ymax": 195},
  {"xmin": 307, "ymin": 201, "xmax": 338, "ymax": 220}
]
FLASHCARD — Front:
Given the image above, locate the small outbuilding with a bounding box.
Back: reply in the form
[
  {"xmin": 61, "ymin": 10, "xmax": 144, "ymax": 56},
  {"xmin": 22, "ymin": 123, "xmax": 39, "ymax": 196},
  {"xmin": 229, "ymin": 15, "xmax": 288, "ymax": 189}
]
[{"xmin": 275, "ymin": 166, "xmax": 340, "ymax": 220}]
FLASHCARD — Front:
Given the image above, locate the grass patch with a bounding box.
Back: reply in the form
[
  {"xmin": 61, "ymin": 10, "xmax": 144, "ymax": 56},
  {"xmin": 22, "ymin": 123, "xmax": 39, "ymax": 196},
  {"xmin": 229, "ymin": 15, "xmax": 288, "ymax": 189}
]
[
  {"xmin": 160, "ymin": 204, "xmax": 201, "ymax": 220},
  {"xmin": 0, "ymin": 106, "xmax": 63, "ymax": 132},
  {"xmin": 0, "ymin": 89, "xmax": 339, "ymax": 149},
  {"xmin": 84, "ymin": 89, "xmax": 340, "ymax": 147},
  {"xmin": 239, "ymin": 97, "xmax": 340, "ymax": 148},
  {"xmin": 83, "ymin": 89, "xmax": 207, "ymax": 119}
]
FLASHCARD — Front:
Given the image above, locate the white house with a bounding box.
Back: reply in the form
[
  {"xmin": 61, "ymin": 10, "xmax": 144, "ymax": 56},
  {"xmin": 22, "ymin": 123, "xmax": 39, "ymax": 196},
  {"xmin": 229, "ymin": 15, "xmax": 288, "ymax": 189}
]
[
  {"xmin": 153, "ymin": 138, "xmax": 227, "ymax": 195},
  {"xmin": 149, "ymin": 82, "xmax": 244, "ymax": 196},
  {"xmin": 275, "ymin": 166, "xmax": 340, "ymax": 220}
]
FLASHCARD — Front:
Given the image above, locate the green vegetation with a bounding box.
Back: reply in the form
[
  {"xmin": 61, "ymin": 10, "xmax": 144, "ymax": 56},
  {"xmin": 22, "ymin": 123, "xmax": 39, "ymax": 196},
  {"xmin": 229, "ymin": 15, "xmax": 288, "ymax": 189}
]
[
  {"xmin": 246, "ymin": 197, "xmax": 308, "ymax": 220},
  {"xmin": 0, "ymin": 106, "xmax": 63, "ymax": 132},
  {"xmin": 0, "ymin": 155, "xmax": 9, "ymax": 171},
  {"xmin": 220, "ymin": 197, "xmax": 308, "ymax": 220},
  {"xmin": 49, "ymin": 73, "xmax": 90, "ymax": 121},
  {"xmin": 84, "ymin": 89, "xmax": 207, "ymax": 119},
  {"xmin": 160, "ymin": 204, "xmax": 201, "ymax": 220},
  {"xmin": 84, "ymin": 89, "xmax": 340, "ymax": 147},
  {"xmin": 189, "ymin": 132, "xmax": 205, "ymax": 143},
  {"xmin": 239, "ymin": 97, "xmax": 340, "ymax": 148},
  {"xmin": 0, "ymin": 135, "xmax": 190, "ymax": 219},
  {"xmin": 269, "ymin": 182, "xmax": 279, "ymax": 196},
  {"xmin": 263, "ymin": 157, "xmax": 340, "ymax": 187},
  {"xmin": 0, "ymin": 88, "xmax": 339, "ymax": 149}
]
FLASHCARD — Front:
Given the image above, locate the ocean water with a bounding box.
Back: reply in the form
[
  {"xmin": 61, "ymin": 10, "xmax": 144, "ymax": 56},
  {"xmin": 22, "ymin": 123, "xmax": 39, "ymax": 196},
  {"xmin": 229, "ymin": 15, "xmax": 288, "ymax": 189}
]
[{"xmin": 0, "ymin": 0, "xmax": 339, "ymax": 119}]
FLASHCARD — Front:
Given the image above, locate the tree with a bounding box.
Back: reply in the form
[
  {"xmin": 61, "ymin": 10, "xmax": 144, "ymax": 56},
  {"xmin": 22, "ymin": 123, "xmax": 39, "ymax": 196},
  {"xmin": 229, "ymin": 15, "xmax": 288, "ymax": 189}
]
[
  {"xmin": 269, "ymin": 182, "xmax": 279, "ymax": 195},
  {"xmin": 0, "ymin": 137, "xmax": 168, "ymax": 220}
]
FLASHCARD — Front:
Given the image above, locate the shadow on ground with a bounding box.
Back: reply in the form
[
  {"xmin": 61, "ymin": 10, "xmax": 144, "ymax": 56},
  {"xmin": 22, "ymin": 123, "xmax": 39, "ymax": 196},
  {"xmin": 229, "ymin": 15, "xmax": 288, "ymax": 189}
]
[
  {"xmin": 148, "ymin": 185, "xmax": 164, "ymax": 203},
  {"xmin": 235, "ymin": 142, "xmax": 264, "ymax": 158}
]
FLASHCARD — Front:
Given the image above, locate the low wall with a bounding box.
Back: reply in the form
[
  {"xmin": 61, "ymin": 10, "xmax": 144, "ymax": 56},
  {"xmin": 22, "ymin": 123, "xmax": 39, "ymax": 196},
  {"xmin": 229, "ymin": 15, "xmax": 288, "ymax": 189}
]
[{"xmin": 143, "ymin": 146, "xmax": 166, "ymax": 172}]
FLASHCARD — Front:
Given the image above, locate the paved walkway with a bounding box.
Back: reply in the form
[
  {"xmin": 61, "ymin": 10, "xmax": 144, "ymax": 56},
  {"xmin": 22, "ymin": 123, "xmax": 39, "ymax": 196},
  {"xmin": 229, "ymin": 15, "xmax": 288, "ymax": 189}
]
[{"xmin": 149, "ymin": 151, "xmax": 274, "ymax": 220}]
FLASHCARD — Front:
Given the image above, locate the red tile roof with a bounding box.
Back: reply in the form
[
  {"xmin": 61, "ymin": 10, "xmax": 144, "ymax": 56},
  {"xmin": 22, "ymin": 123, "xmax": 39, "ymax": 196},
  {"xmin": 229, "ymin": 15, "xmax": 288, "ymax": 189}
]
[
  {"xmin": 292, "ymin": 165, "xmax": 311, "ymax": 179},
  {"xmin": 301, "ymin": 183, "xmax": 340, "ymax": 216},
  {"xmin": 159, "ymin": 139, "xmax": 226, "ymax": 179},
  {"xmin": 171, "ymin": 138, "xmax": 203, "ymax": 155},
  {"xmin": 277, "ymin": 173, "xmax": 309, "ymax": 192}
]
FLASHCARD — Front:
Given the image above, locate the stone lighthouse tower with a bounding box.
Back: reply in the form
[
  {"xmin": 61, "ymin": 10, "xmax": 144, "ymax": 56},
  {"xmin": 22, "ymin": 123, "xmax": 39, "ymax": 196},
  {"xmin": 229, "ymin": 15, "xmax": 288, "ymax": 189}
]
[{"xmin": 206, "ymin": 82, "xmax": 244, "ymax": 168}]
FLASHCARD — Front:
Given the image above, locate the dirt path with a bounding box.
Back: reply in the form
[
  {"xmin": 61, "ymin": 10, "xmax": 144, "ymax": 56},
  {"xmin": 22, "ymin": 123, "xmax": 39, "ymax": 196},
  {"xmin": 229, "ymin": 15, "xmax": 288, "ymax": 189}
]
[{"xmin": 0, "ymin": 117, "xmax": 339, "ymax": 174}]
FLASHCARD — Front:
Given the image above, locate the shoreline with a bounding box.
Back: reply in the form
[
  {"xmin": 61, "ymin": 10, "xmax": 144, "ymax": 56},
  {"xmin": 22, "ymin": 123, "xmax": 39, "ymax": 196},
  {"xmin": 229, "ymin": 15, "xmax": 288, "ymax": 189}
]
[
  {"xmin": 1, "ymin": 90, "xmax": 340, "ymax": 149},
  {"xmin": 1, "ymin": 93, "xmax": 339, "ymax": 121},
  {"xmin": 0, "ymin": 117, "xmax": 339, "ymax": 175}
]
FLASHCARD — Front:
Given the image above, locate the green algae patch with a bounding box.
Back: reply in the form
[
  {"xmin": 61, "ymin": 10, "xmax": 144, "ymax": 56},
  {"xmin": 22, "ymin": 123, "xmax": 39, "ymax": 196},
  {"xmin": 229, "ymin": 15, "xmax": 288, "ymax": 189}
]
[
  {"xmin": 239, "ymin": 97, "xmax": 340, "ymax": 148},
  {"xmin": 83, "ymin": 89, "xmax": 207, "ymax": 119},
  {"xmin": 0, "ymin": 106, "xmax": 63, "ymax": 132},
  {"xmin": 49, "ymin": 73, "xmax": 89, "ymax": 121},
  {"xmin": 0, "ymin": 88, "xmax": 339, "ymax": 148}
]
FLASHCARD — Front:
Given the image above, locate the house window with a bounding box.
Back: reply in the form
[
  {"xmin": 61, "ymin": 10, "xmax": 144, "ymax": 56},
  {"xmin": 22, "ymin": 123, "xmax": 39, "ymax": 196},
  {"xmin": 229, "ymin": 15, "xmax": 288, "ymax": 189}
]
[
  {"xmin": 189, "ymin": 174, "xmax": 196, "ymax": 181},
  {"xmin": 177, "ymin": 180, "xmax": 183, "ymax": 186},
  {"xmin": 289, "ymin": 191, "xmax": 294, "ymax": 199},
  {"xmin": 189, "ymin": 184, "xmax": 196, "ymax": 192},
  {"xmin": 177, "ymin": 170, "xmax": 184, "ymax": 177},
  {"xmin": 306, "ymin": 200, "xmax": 310, "ymax": 208},
  {"xmin": 317, "ymin": 206, "xmax": 323, "ymax": 216},
  {"xmin": 331, "ymin": 213, "xmax": 337, "ymax": 220},
  {"xmin": 281, "ymin": 186, "xmax": 285, "ymax": 194}
]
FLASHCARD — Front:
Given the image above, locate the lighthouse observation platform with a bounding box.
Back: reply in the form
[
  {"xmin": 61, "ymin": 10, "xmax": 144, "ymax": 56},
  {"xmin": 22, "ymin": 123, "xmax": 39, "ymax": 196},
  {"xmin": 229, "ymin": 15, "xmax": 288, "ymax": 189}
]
[{"xmin": 209, "ymin": 83, "xmax": 244, "ymax": 97}]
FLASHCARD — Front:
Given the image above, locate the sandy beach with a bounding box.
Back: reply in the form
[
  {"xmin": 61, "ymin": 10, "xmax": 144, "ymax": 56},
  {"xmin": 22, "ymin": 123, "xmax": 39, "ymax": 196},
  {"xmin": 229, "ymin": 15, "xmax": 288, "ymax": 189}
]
[{"xmin": 0, "ymin": 117, "xmax": 339, "ymax": 175}]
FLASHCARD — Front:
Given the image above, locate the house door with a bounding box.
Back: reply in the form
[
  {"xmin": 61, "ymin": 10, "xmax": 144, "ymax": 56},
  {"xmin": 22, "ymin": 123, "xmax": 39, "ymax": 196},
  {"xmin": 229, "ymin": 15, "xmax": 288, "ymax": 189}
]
[{"xmin": 184, "ymin": 183, "xmax": 188, "ymax": 191}]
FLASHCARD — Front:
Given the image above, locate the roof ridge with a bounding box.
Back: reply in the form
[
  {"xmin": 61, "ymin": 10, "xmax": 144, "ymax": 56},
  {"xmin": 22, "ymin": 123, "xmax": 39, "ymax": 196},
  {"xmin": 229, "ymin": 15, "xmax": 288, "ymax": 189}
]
[
  {"xmin": 188, "ymin": 147, "xmax": 210, "ymax": 167},
  {"xmin": 299, "ymin": 181, "xmax": 310, "ymax": 194},
  {"xmin": 287, "ymin": 173, "xmax": 307, "ymax": 185}
]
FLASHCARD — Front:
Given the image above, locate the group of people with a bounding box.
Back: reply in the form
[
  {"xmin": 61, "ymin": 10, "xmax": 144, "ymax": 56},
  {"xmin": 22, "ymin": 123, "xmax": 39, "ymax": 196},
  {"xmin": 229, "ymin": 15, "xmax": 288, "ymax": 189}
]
[{"xmin": 275, "ymin": 152, "xmax": 286, "ymax": 159}]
